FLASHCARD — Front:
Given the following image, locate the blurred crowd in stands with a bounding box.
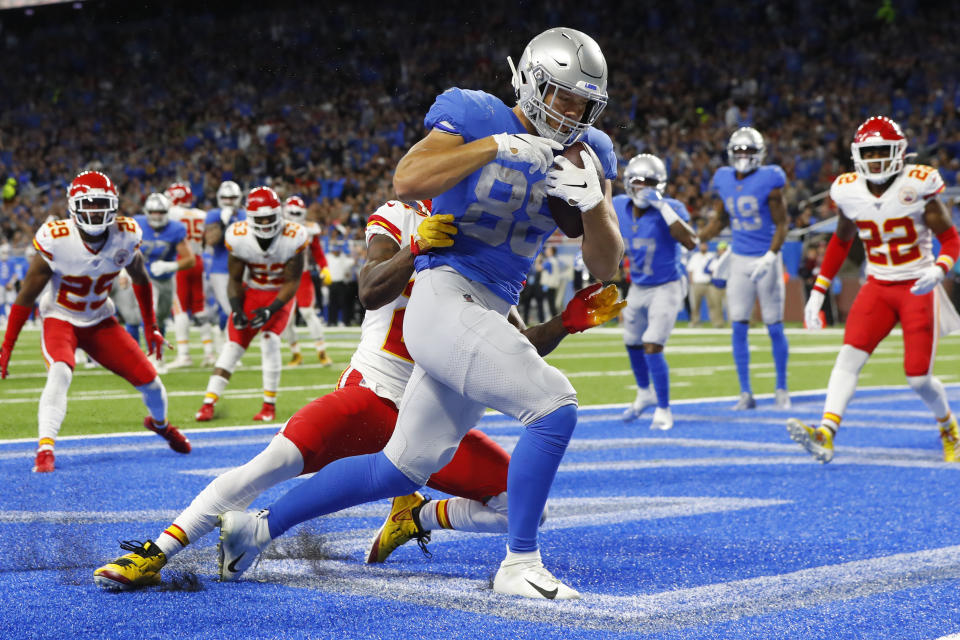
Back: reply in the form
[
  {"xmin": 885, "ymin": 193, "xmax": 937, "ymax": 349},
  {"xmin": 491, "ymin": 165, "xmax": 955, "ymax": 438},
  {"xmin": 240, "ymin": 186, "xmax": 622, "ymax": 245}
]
[{"xmin": 1, "ymin": 0, "xmax": 959, "ymax": 255}]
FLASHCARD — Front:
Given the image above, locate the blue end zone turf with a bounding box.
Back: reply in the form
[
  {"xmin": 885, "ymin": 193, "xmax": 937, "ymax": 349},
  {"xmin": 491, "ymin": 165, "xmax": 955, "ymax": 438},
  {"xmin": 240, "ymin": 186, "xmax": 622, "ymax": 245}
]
[{"xmin": 3, "ymin": 387, "xmax": 960, "ymax": 639}]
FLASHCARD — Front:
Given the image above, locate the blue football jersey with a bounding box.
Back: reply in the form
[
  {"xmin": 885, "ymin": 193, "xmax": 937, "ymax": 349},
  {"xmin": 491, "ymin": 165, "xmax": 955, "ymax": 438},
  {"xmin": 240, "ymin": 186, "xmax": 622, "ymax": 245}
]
[
  {"xmin": 134, "ymin": 216, "xmax": 187, "ymax": 281},
  {"xmin": 414, "ymin": 88, "xmax": 617, "ymax": 304},
  {"xmin": 613, "ymin": 194, "xmax": 689, "ymax": 286},
  {"xmin": 709, "ymin": 165, "xmax": 786, "ymax": 257},
  {"xmin": 0, "ymin": 259, "xmax": 14, "ymax": 287},
  {"xmin": 204, "ymin": 208, "xmax": 247, "ymax": 273}
]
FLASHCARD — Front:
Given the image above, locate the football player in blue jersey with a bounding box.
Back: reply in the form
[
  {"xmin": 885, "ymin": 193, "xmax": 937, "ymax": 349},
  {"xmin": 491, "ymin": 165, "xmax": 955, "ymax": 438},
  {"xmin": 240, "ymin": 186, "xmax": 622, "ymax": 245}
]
[
  {"xmin": 134, "ymin": 194, "xmax": 196, "ymax": 347},
  {"xmin": 617, "ymin": 155, "xmax": 697, "ymax": 430},
  {"xmin": 700, "ymin": 127, "xmax": 790, "ymax": 410},
  {"xmin": 0, "ymin": 244, "xmax": 14, "ymax": 329},
  {"xmin": 216, "ymin": 27, "xmax": 623, "ymax": 600},
  {"xmin": 203, "ymin": 181, "xmax": 245, "ymax": 322}
]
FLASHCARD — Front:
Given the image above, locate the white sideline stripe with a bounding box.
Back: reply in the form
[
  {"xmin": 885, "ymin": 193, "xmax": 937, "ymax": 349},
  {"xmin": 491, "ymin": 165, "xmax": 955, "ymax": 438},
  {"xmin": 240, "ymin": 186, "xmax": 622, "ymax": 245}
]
[
  {"xmin": 0, "ymin": 384, "xmax": 337, "ymax": 403},
  {"xmin": 0, "ymin": 496, "xmax": 782, "ymax": 527},
  {"xmin": 3, "ymin": 384, "xmax": 959, "ymax": 447},
  {"xmin": 247, "ymin": 543, "xmax": 960, "ymax": 633}
]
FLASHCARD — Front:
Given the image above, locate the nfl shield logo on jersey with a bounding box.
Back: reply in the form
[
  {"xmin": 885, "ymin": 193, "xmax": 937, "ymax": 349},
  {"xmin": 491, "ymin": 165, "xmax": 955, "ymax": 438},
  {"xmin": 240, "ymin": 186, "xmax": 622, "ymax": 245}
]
[{"xmin": 897, "ymin": 186, "xmax": 918, "ymax": 205}]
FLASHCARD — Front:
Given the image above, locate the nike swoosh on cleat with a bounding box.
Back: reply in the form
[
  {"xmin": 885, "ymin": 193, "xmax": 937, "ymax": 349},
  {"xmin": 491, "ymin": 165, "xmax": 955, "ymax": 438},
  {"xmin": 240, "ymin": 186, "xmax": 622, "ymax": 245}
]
[
  {"xmin": 227, "ymin": 552, "xmax": 246, "ymax": 574},
  {"xmin": 525, "ymin": 578, "xmax": 558, "ymax": 599},
  {"xmin": 390, "ymin": 511, "xmax": 411, "ymax": 523}
]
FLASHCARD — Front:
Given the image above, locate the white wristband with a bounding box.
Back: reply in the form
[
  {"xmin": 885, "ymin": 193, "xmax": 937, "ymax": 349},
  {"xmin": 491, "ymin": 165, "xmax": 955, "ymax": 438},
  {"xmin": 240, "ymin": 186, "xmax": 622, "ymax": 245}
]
[{"xmin": 656, "ymin": 201, "xmax": 680, "ymax": 225}]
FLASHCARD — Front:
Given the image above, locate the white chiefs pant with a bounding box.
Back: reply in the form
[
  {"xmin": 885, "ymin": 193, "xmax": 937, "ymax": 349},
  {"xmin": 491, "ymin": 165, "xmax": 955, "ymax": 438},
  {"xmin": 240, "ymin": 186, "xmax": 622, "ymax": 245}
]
[
  {"xmin": 383, "ymin": 266, "xmax": 577, "ymax": 485},
  {"xmin": 726, "ymin": 252, "xmax": 784, "ymax": 324},
  {"xmin": 622, "ymin": 278, "xmax": 685, "ymax": 346}
]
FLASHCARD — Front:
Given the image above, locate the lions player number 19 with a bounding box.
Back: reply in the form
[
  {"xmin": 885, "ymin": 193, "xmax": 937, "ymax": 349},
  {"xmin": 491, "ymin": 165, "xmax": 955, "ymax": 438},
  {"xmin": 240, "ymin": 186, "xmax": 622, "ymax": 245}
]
[
  {"xmin": 725, "ymin": 195, "xmax": 763, "ymax": 231},
  {"xmin": 461, "ymin": 164, "xmax": 555, "ymax": 258}
]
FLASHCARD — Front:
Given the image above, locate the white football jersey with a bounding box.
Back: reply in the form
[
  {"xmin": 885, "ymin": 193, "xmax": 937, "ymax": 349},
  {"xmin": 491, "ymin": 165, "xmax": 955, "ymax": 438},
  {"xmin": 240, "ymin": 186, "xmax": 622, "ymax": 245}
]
[
  {"xmin": 830, "ymin": 164, "xmax": 945, "ymax": 281},
  {"xmin": 168, "ymin": 206, "xmax": 206, "ymax": 255},
  {"xmin": 33, "ymin": 216, "xmax": 143, "ymax": 327},
  {"xmin": 348, "ymin": 201, "xmax": 428, "ymax": 405},
  {"xmin": 224, "ymin": 220, "xmax": 308, "ymax": 291}
]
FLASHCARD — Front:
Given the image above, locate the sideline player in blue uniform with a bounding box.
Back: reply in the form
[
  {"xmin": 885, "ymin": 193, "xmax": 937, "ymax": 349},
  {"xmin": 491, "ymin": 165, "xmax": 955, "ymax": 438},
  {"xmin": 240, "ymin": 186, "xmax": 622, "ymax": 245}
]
[
  {"xmin": 204, "ymin": 181, "xmax": 245, "ymax": 321},
  {"xmin": 216, "ymin": 27, "xmax": 623, "ymax": 600},
  {"xmin": 617, "ymin": 155, "xmax": 697, "ymax": 430},
  {"xmin": 132, "ymin": 194, "xmax": 195, "ymax": 347},
  {"xmin": 700, "ymin": 127, "xmax": 790, "ymax": 409}
]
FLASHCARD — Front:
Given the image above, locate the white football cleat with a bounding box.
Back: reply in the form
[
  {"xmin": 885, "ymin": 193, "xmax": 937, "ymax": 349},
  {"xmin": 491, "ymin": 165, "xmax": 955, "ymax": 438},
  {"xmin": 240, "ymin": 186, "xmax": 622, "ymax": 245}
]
[
  {"xmin": 622, "ymin": 387, "xmax": 656, "ymax": 421},
  {"xmin": 732, "ymin": 392, "xmax": 756, "ymax": 410},
  {"xmin": 166, "ymin": 355, "xmax": 194, "ymax": 369},
  {"xmin": 202, "ymin": 353, "xmax": 218, "ymax": 367},
  {"xmin": 650, "ymin": 406, "xmax": 674, "ymax": 431},
  {"xmin": 493, "ymin": 548, "xmax": 580, "ymax": 600},
  {"xmin": 218, "ymin": 509, "xmax": 272, "ymax": 581},
  {"xmin": 774, "ymin": 388, "xmax": 791, "ymax": 409}
]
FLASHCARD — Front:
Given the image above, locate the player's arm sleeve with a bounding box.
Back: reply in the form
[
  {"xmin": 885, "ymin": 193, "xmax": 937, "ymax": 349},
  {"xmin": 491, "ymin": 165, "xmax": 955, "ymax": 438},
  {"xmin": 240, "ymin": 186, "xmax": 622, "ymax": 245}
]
[
  {"xmin": 424, "ymin": 88, "xmax": 468, "ymax": 138},
  {"xmin": 32, "ymin": 224, "xmax": 55, "ymax": 264},
  {"xmin": 769, "ymin": 165, "xmax": 787, "ymax": 190},
  {"xmin": 587, "ymin": 129, "xmax": 618, "ymax": 181},
  {"xmin": 310, "ymin": 237, "xmax": 327, "ymax": 268}
]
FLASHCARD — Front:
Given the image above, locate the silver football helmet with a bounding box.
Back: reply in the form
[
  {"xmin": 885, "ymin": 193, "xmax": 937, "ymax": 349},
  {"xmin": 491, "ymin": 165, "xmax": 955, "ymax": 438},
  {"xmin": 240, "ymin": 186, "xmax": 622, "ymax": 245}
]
[
  {"xmin": 217, "ymin": 180, "xmax": 242, "ymax": 210},
  {"xmin": 623, "ymin": 154, "xmax": 668, "ymax": 209},
  {"xmin": 0, "ymin": 243, "xmax": 10, "ymax": 261},
  {"xmin": 143, "ymin": 192, "xmax": 171, "ymax": 230},
  {"xmin": 727, "ymin": 127, "xmax": 765, "ymax": 174},
  {"xmin": 508, "ymin": 27, "xmax": 608, "ymax": 146}
]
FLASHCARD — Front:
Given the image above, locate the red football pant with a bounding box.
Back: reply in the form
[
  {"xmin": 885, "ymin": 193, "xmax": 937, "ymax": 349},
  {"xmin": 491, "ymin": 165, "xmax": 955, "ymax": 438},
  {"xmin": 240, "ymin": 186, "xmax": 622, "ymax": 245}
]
[
  {"xmin": 295, "ymin": 271, "xmax": 317, "ymax": 308},
  {"xmin": 41, "ymin": 316, "xmax": 156, "ymax": 386},
  {"xmin": 844, "ymin": 277, "xmax": 936, "ymax": 376},
  {"xmin": 176, "ymin": 255, "xmax": 205, "ymax": 315},
  {"xmin": 282, "ymin": 373, "xmax": 509, "ymax": 502},
  {"xmin": 226, "ymin": 288, "xmax": 295, "ymax": 349}
]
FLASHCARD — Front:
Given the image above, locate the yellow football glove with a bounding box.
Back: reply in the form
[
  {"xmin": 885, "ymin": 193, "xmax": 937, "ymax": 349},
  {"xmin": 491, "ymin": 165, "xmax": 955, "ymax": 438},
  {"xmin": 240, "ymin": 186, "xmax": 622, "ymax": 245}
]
[
  {"xmin": 561, "ymin": 283, "xmax": 627, "ymax": 333},
  {"xmin": 320, "ymin": 266, "xmax": 332, "ymax": 286},
  {"xmin": 411, "ymin": 214, "xmax": 457, "ymax": 255}
]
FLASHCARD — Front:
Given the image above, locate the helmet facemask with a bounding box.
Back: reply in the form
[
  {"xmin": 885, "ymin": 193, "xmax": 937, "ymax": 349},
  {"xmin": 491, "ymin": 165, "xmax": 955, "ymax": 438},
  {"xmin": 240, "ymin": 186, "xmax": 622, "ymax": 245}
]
[
  {"xmin": 851, "ymin": 141, "xmax": 905, "ymax": 184},
  {"xmin": 144, "ymin": 193, "xmax": 170, "ymax": 230},
  {"xmin": 70, "ymin": 194, "xmax": 118, "ymax": 235}
]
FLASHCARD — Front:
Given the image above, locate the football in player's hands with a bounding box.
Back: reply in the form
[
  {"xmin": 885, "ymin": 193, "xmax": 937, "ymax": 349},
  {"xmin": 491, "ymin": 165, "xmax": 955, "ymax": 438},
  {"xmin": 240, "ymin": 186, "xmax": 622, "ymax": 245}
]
[{"xmin": 547, "ymin": 141, "xmax": 604, "ymax": 238}]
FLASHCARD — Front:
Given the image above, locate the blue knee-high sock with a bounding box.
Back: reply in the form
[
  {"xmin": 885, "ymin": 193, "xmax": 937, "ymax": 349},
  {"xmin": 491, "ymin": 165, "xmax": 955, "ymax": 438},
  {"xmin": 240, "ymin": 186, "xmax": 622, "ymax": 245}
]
[
  {"xmin": 732, "ymin": 321, "xmax": 752, "ymax": 394},
  {"xmin": 767, "ymin": 321, "xmax": 789, "ymax": 390},
  {"xmin": 125, "ymin": 324, "xmax": 141, "ymax": 345},
  {"xmin": 626, "ymin": 345, "xmax": 649, "ymax": 389},
  {"xmin": 218, "ymin": 310, "xmax": 228, "ymax": 331},
  {"xmin": 508, "ymin": 404, "xmax": 577, "ymax": 552},
  {"xmin": 645, "ymin": 351, "xmax": 670, "ymax": 408},
  {"xmin": 267, "ymin": 452, "xmax": 420, "ymax": 539}
]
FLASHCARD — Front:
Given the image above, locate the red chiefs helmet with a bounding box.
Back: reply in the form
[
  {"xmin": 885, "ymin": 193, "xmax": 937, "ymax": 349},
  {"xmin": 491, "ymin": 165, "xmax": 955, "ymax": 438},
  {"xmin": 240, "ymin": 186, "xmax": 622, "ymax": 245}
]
[
  {"xmin": 283, "ymin": 195, "xmax": 307, "ymax": 223},
  {"xmin": 164, "ymin": 182, "xmax": 194, "ymax": 207},
  {"xmin": 245, "ymin": 186, "xmax": 283, "ymax": 239},
  {"xmin": 67, "ymin": 171, "xmax": 119, "ymax": 235},
  {"xmin": 851, "ymin": 116, "xmax": 907, "ymax": 184}
]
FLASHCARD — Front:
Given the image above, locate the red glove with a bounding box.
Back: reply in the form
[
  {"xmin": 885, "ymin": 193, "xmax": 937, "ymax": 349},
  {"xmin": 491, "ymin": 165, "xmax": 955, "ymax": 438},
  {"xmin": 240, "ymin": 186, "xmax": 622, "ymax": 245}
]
[
  {"xmin": 561, "ymin": 283, "xmax": 627, "ymax": 334},
  {"xmin": 145, "ymin": 325, "xmax": 169, "ymax": 360},
  {"xmin": 1, "ymin": 303, "xmax": 32, "ymax": 379}
]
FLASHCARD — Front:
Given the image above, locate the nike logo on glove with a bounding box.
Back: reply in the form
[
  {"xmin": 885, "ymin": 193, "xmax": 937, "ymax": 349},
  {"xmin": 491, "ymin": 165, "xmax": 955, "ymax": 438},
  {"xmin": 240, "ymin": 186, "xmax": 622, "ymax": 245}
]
[
  {"xmin": 565, "ymin": 182, "xmax": 587, "ymax": 189},
  {"xmin": 227, "ymin": 552, "xmax": 246, "ymax": 574},
  {"xmin": 525, "ymin": 578, "xmax": 558, "ymax": 599}
]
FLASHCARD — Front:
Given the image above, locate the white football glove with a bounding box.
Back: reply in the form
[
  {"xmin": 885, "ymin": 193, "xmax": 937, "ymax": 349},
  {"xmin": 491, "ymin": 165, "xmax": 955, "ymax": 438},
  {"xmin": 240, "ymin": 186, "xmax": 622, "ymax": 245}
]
[
  {"xmin": 910, "ymin": 265, "xmax": 945, "ymax": 296},
  {"xmin": 641, "ymin": 189, "xmax": 682, "ymax": 225},
  {"xmin": 492, "ymin": 133, "xmax": 563, "ymax": 174},
  {"xmin": 749, "ymin": 250, "xmax": 778, "ymax": 282},
  {"xmin": 804, "ymin": 289, "xmax": 825, "ymax": 330},
  {"xmin": 219, "ymin": 206, "xmax": 235, "ymax": 227},
  {"xmin": 149, "ymin": 260, "xmax": 179, "ymax": 278},
  {"xmin": 545, "ymin": 151, "xmax": 605, "ymax": 213}
]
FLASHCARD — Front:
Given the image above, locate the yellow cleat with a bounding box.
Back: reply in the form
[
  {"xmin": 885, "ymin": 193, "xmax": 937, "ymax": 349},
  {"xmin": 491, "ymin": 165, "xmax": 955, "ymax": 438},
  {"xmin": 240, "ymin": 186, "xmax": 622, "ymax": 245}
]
[
  {"xmin": 940, "ymin": 415, "xmax": 960, "ymax": 462},
  {"xmin": 318, "ymin": 350, "xmax": 333, "ymax": 367},
  {"xmin": 287, "ymin": 352, "xmax": 303, "ymax": 367},
  {"xmin": 93, "ymin": 540, "xmax": 166, "ymax": 590},
  {"xmin": 365, "ymin": 492, "xmax": 431, "ymax": 563},
  {"xmin": 786, "ymin": 418, "xmax": 834, "ymax": 464}
]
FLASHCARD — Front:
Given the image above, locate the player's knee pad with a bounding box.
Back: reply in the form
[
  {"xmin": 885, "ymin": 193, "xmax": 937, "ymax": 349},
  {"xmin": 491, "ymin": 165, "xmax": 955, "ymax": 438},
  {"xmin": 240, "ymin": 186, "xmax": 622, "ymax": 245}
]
[
  {"xmin": 835, "ymin": 344, "xmax": 870, "ymax": 374},
  {"xmin": 215, "ymin": 341, "xmax": 246, "ymax": 374}
]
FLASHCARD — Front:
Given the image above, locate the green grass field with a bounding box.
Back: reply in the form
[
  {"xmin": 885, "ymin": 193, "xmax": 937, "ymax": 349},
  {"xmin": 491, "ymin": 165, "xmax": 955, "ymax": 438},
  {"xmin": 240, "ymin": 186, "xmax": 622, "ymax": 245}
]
[{"xmin": 2, "ymin": 323, "xmax": 959, "ymax": 441}]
